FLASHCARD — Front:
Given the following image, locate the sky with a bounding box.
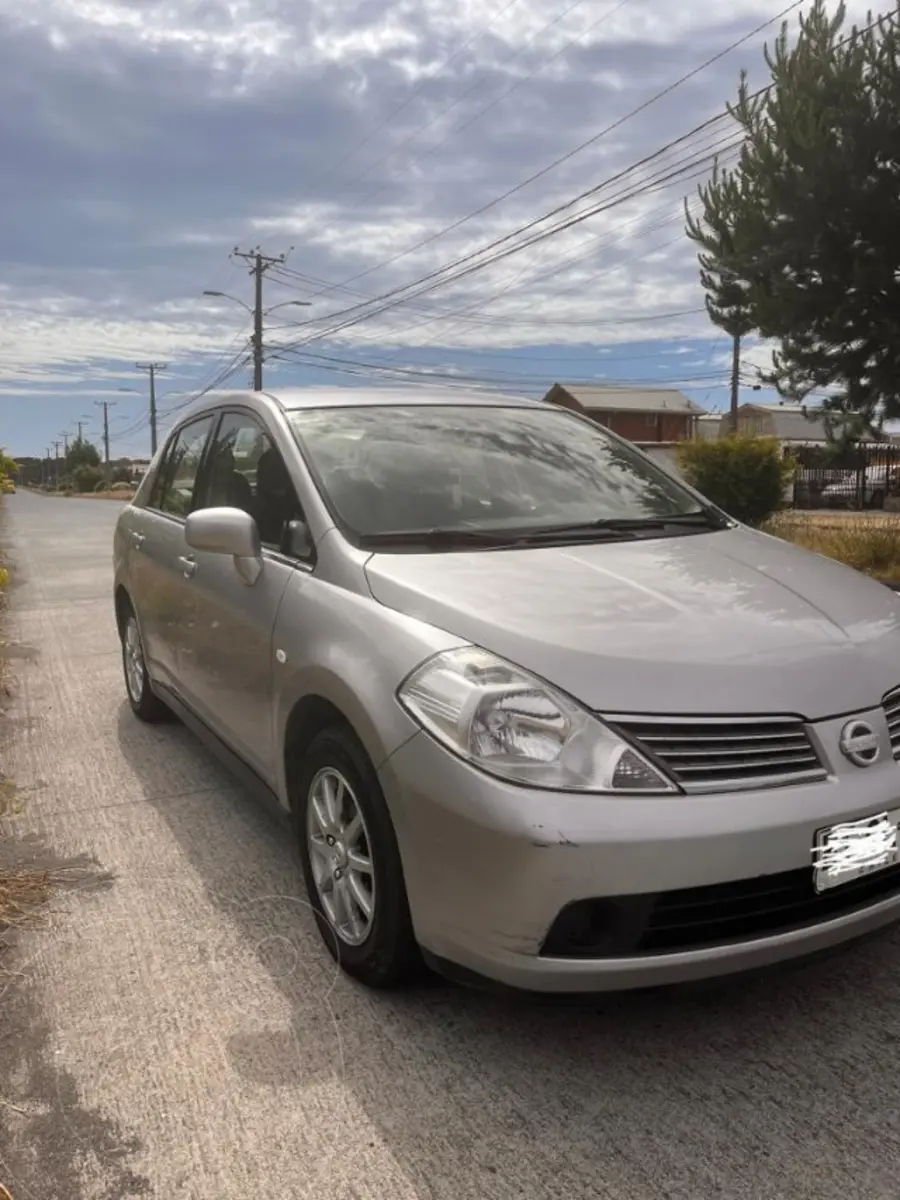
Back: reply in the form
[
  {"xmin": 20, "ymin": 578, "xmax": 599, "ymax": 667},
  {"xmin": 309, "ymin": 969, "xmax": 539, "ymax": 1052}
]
[{"xmin": 0, "ymin": 0, "xmax": 874, "ymax": 459}]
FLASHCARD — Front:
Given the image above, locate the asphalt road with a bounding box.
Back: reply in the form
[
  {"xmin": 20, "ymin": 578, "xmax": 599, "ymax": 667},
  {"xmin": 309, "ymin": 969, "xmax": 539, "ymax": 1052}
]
[{"xmin": 3, "ymin": 489, "xmax": 900, "ymax": 1200}]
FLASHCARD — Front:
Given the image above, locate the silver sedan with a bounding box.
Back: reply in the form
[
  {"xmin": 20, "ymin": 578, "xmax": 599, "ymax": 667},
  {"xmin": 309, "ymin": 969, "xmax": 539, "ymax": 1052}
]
[{"xmin": 113, "ymin": 386, "xmax": 900, "ymax": 992}]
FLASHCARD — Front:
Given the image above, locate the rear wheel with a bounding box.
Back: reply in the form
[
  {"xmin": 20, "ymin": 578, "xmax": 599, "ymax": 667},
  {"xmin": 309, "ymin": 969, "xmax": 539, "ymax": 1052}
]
[
  {"xmin": 120, "ymin": 605, "xmax": 172, "ymax": 723},
  {"xmin": 294, "ymin": 726, "xmax": 420, "ymax": 988}
]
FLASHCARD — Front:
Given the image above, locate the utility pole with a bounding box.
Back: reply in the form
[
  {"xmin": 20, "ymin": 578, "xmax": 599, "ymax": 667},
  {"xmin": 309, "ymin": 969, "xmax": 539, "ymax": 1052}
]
[
  {"xmin": 60, "ymin": 431, "xmax": 71, "ymax": 456},
  {"xmin": 135, "ymin": 363, "xmax": 167, "ymax": 455},
  {"xmin": 95, "ymin": 399, "xmax": 117, "ymax": 482},
  {"xmin": 232, "ymin": 246, "xmax": 290, "ymax": 390},
  {"xmin": 729, "ymin": 331, "xmax": 741, "ymax": 432},
  {"xmin": 76, "ymin": 419, "xmax": 88, "ymax": 442},
  {"xmin": 52, "ymin": 440, "xmax": 61, "ymax": 490}
]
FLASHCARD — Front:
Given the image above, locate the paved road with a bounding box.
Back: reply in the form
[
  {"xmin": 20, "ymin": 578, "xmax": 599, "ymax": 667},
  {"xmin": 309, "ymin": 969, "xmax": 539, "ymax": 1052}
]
[{"xmin": 3, "ymin": 491, "xmax": 900, "ymax": 1200}]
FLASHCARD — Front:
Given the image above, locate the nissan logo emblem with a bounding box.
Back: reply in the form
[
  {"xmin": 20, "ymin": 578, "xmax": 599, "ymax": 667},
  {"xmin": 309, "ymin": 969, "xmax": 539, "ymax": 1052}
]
[{"xmin": 839, "ymin": 719, "xmax": 881, "ymax": 767}]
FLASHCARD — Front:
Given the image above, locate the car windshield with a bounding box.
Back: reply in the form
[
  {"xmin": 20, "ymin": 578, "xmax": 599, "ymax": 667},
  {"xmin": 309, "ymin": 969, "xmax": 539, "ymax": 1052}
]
[{"xmin": 287, "ymin": 404, "xmax": 716, "ymax": 543}]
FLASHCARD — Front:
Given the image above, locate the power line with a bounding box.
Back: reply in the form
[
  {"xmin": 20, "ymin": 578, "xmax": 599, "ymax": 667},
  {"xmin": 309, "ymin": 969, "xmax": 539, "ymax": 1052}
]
[
  {"xmin": 275, "ymin": 132, "xmax": 742, "ymax": 350},
  {"xmin": 342, "ymin": 0, "xmax": 632, "ymax": 206},
  {"xmin": 298, "ymin": 0, "xmax": 803, "ymax": 301},
  {"xmin": 268, "ymin": 116, "xmax": 744, "ymax": 347}
]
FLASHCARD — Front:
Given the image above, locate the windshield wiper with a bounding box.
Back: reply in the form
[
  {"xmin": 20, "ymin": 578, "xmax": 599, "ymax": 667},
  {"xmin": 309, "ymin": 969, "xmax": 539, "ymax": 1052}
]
[
  {"xmin": 525, "ymin": 510, "xmax": 727, "ymax": 537},
  {"xmin": 356, "ymin": 510, "xmax": 727, "ymax": 550},
  {"xmin": 358, "ymin": 528, "xmax": 529, "ymax": 549}
]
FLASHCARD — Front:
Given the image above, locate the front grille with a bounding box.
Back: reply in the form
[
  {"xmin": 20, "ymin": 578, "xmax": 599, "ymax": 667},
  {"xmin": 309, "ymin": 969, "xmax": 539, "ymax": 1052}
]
[
  {"xmin": 541, "ymin": 864, "xmax": 900, "ymax": 958},
  {"xmin": 611, "ymin": 715, "xmax": 826, "ymax": 793},
  {"xmin": 643, "ymin": 864, "xmax": 900, "ymax": 952},
  {"xmin": 883, "ymin": 688, "xmax": 900, "ymax": 760}
]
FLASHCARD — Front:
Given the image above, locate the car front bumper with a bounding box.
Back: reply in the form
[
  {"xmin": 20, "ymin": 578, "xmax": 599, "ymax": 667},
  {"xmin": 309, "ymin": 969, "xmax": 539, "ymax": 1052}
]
[{"xmin": 379, "ymin": 721, "xmax": 900, "ymax": 993}]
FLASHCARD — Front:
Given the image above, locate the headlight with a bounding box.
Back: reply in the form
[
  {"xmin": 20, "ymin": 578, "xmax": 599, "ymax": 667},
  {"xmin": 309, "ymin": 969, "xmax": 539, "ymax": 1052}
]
[{"xmin": 397, "ymin": 646, "xmax": 677, "ymax": 793}]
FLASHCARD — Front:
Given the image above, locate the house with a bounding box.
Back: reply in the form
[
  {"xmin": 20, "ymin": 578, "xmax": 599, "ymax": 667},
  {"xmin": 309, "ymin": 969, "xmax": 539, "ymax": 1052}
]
[
  {"xmin": 543, "ymin": 383, "xmax": 707, "ymax": 442},
  {"xmin": 735, "ymin": 402, "xmax": 883, "ymax": 447}
]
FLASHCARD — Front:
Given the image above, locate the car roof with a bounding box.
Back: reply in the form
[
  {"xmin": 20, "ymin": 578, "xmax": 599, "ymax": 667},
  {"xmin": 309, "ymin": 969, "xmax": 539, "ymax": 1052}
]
[
  {"xmin": 167, "ymin": 385, "xmax": 547, "ymax": 436},
  {"xmin": 264, "ymin": 386, "xmax": 541, "ymax": 411}
]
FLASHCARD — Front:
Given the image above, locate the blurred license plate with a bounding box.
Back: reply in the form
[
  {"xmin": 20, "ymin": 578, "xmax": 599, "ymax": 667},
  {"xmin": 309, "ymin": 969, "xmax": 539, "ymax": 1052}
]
[{"xmin": 813, "ymin": 809, "xmax": 900, "ymax": 893}]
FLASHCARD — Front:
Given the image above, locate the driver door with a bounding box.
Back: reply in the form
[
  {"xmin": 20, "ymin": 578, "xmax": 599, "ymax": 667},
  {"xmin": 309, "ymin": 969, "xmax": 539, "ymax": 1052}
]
[{"xmin": 176, "ymin": 410, "xmax": 311, "ymax": 784}]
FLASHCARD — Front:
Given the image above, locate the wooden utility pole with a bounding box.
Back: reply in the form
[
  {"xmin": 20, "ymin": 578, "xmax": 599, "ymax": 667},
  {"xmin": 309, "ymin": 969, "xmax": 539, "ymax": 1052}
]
[
  {"xmin": 52, "ymin": 440, "xmax": 61, "ymax": 489},
  {"xmin": 135, "ymin": 363, "xmax": 167, "ymax": 455},
  {"xmin": 94, "ymin": 399, "xmax": 117, "ymax": 482},
  {"xmin": 729, "ymin": 331, "xmax": 741, "ymax": 432},
  {"xmin": 232, "ymin": 246, "xmax": 289, "ymax": 390}
]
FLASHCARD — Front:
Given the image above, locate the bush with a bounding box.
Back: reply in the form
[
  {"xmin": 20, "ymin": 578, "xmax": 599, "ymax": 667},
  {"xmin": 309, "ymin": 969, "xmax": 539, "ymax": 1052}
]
[
  {"xmin": 94, "ymin": 479, "xmax": 110, "ymax": 492},
  {"xmin": 71, "ymin": 464, "xmax": 103, "ymax": 493},
  {"xmin": 676, "ymin": 435, "xmax": 795, "ymax": 526}
]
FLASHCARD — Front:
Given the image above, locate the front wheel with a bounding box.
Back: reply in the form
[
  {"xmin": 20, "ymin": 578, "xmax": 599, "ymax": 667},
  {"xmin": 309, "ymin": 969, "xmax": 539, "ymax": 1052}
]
[
  {"xmin": 294, "ymin": 726, "xmax": 420, "ymax": 988},
  {"xmin": 120, "ymin": 606, "xmax": 172, "ymax": 723}
]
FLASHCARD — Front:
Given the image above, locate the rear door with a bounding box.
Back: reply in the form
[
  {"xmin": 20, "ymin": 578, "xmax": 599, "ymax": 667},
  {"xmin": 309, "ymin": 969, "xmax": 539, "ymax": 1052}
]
[{"xmin": 127, "ymin": 415, "xmax": 216, "ymax": 692}]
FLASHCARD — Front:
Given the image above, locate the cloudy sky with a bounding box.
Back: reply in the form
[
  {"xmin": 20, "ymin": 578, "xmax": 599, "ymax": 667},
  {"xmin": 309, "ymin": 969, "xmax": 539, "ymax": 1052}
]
[{"xmin": 0, "ymin": 0, "xmax": 872, "ymax": 458}]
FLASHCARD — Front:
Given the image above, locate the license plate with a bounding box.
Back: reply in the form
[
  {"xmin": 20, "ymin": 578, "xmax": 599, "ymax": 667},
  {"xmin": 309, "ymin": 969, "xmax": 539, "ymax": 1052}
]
[{"xmin": 812, "ymin": 809, "xmax": 900, "ymax": 893}]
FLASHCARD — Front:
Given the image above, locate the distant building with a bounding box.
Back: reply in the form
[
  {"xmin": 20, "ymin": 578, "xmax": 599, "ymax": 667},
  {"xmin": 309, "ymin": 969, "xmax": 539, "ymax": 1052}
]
[
  {"xmin": 735, "ymin": 402, "xmax": 883, "ymax": 447},
  {"xmin": 543, "ymin": 383, "xmax": 707, "ymax": 442}
]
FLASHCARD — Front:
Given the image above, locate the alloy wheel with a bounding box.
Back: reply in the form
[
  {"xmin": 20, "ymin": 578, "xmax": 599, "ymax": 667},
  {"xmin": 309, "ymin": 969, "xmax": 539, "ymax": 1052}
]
[
  {"xmin": 124, "ymin": 616, "xmax": 145, "ymax": 703},
  {"xmin": 306, "ymin": 767, "xmax": 376, "ymax": 946}
]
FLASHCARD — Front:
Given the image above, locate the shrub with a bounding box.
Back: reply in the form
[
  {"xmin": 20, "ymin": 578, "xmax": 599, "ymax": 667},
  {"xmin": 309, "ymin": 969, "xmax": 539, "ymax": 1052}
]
[
  {"xmin": 94, "ymin": 479, "xmax": 110, "ymax": 492},
  {"xmin": 72, "ymin": 464, "xmax": 103, "ymax": 493},
  {"xmin": 676, "ymin": 435, "xmax": 795, "ymax": 526}
]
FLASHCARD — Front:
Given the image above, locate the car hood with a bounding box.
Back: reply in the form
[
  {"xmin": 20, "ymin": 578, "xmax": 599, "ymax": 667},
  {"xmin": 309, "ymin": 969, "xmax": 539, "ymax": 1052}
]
[{"xmin": 363, "ymin": 527, "xmax": 900, "ymax": 717}]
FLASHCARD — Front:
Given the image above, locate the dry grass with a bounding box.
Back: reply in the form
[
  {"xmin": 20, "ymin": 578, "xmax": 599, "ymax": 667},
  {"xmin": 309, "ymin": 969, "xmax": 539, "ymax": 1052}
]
[
  {"xmin": 0, "ymin": 870, "xmax": 51, "ymax": 935},
  {"xmin": 767, "ymin": 512, "xmax": 900, "ymax": 580}
]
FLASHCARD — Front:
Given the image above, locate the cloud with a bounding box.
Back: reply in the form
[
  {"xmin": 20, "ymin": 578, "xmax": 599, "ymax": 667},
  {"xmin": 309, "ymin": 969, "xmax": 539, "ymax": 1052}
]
[{"xmin": 0, "ymin": 0, "xmax": 875, "ymax": 445}]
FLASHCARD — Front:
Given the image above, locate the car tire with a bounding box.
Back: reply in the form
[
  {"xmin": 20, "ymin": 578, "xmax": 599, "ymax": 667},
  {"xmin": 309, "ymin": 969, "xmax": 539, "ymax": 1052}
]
[
  {"xmin": 120, "ymin": 604, "xmax": 172, "ymax": 724},
  {"xmin": 294, "ymin": 726, "xmax": 421, "ymax": 989}
]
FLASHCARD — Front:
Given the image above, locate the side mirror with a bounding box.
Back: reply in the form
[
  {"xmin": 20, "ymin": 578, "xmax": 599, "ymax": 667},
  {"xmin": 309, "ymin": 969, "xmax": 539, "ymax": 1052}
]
[
  {"xmin": 284, "ymin": 519, "xmax": 314, "ymax": 561},
  {"xmin": 185, "ymin": 507, "xmax": 263, "ymax": 585}
]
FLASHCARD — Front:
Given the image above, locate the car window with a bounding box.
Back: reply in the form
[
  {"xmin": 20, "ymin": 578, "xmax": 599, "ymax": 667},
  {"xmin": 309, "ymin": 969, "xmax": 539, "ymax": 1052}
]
[
  {"xmin": 196, "ymin": 411, "xmax": 306, "ymax": 552},
  {"xmin": 287, "ymin": 404, "xmax": 709, "ymax": 539},
  {"xmin": 152, "ymin": 416, "xmax": 215, "ymax": 517}
]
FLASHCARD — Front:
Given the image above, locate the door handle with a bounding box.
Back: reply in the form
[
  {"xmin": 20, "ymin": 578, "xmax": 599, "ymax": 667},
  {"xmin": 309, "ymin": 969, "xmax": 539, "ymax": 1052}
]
[
  {"xmin": 131, "ymin": 533, "xmax": 145, "ymax": 550},
  {"xmin": 177, "ymin": 555, "xmax": 197, "ymax": 578}
]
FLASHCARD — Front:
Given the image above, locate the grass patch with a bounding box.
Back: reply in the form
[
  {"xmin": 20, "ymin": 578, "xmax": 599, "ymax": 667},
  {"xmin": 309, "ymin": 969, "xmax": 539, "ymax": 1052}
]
[
  {"xmin": 766, "ymin": 512, "xmax": 900, "ymax": 580},
  {"xmin": 0, "ymin": 869, "xmax": 51, "ymax": 937}
]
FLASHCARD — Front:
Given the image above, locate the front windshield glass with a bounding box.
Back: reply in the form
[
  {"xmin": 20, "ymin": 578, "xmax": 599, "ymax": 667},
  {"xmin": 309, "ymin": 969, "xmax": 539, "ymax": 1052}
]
[{"xmin": 287, "ymin": 404, "xmax": 710, "ymax": 539}]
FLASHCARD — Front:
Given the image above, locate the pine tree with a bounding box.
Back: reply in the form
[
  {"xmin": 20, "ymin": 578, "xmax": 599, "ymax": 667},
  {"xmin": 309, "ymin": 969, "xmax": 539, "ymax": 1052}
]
[{"xmin": 686, "ymin": 1, "xmax": 900, "ymax": 423}]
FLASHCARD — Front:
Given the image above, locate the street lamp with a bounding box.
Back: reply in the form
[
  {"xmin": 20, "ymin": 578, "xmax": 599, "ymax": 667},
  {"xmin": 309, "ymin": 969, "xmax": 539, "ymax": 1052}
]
[{"xmin": 202, "ymin": 290, "xmax": 311, "ymax": 390}]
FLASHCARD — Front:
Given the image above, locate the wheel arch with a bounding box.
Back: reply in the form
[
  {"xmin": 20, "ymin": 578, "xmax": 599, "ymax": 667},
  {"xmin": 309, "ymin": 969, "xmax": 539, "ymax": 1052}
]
[{"xmin": 114, "ymin": 584, "xmax": 133, "ymax": 635}]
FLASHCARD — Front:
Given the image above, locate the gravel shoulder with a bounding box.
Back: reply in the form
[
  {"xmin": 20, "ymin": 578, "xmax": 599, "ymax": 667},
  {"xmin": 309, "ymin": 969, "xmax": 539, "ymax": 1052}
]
[{"xmin": 2, "ymin": 491, "xmax": 900, "ymax": 1200}]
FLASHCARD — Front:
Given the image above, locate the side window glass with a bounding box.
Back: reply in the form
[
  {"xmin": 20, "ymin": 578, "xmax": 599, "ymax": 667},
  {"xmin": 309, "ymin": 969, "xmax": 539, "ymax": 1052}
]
[
  {"xmin": 155, "ymin": 417, "xmax": 214, "ymax": 517},
  {"xmin": 199, "ymin": 412, "xmax": 307, "ymax": 554}
]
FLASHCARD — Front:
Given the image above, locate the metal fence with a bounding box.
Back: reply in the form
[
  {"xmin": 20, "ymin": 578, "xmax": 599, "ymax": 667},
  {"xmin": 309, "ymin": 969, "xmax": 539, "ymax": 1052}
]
[{"xmin": 790, "ymin": 444, "xmax": 900, "ymax": 510}]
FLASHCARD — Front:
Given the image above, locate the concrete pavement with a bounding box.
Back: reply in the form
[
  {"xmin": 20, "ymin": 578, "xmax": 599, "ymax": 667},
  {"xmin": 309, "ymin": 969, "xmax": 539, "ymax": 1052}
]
[{"xmin": 3, "ymin": 489, "xmax": 900, "ymax": 1199}]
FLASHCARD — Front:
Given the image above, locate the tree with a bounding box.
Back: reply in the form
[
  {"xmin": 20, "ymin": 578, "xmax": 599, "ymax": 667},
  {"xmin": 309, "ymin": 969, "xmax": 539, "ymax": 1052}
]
[
  {"xmin": 686, "ymin": 1, "xmax": 900, "ymax": 425},
  {"xmin": 65, "ymin": 437, "xmax": 100, "ymax": 474},
  {"xmin": 0, "ymin": 448, "xmax": 17, "ymax": 482}
]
